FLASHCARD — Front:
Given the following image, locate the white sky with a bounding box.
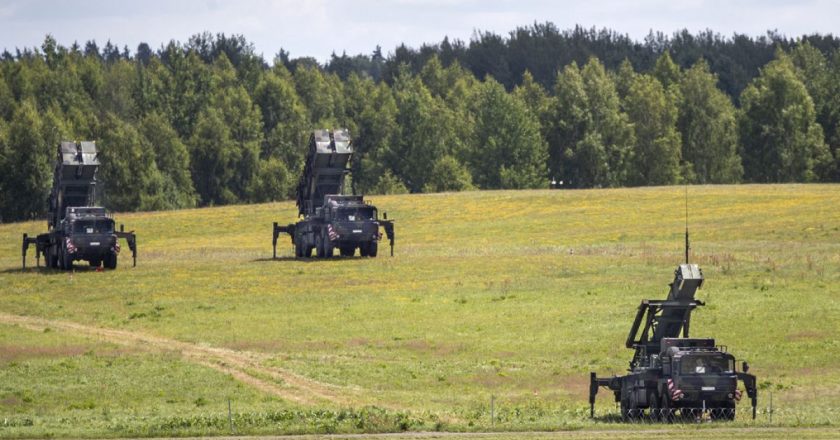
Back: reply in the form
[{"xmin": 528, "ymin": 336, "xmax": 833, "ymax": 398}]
[{"xmin": 1, "ymin": 0, "xmax": 837, "ymax": 62}]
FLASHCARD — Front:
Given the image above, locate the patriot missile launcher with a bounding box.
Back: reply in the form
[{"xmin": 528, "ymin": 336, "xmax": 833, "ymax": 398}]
[
  {"xmin": 22, "ymin": 141, "xmax": 137, "ymax": 270},
  {"xmin": 272, "ymin": 129, "xmax": 394, "ymax": 258}
]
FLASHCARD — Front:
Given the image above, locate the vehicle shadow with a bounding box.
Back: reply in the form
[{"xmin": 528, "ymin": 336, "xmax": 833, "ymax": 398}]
[
  {"xmin": 253, "ymin": 256, "xmax": 370, "ymax": 263},
  {"xmin": 1, "ymin": 265, "xmax": 106, "ymax": 275},
  {"xmin": 590, "ymin": 413, "xmax": 626, "ymax": 424}
]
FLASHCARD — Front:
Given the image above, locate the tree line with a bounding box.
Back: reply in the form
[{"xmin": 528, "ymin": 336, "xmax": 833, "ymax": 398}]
[{"xmin": 0, "ymin": 27, "xmax": 838, "ymax": 222}]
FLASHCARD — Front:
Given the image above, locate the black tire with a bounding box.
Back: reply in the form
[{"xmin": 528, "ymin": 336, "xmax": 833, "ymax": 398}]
[
  {"xmin": 710, "ymin": 401, "xmax": 736, "ymax": 421},
  {"xmin": 648, "ymin": 391, "xmax": 660, "ymax": 421},
  {"xmin": 368, "ymin": 241, "xmax": 378, "ymax": 257},
  {"xmin": 359, "ymin": 243, "xmax": 369, "ymax": 257},
  {"xmin": 315, "ymin": 233, "xmax": 324, "ymax": 258},
  {"xmin": 104, "ymin": 252, "xmax": 117, "ymax": 269},
  {"xmin": 622, "ymin": 393, "xmax": 640, "ymax": 422},
  {"xmin": 322, "ymin": 232, "xmax": 333, "ymax": 258},
  {"xmin": 45, "ymin": 247, "xmax": 54, "ymax": 269},
  {"xmin": 620, "ymin": 399, "xmax": 631, "ymax": 422},
  {"xmin": 61, "ymin": 243, "xmax": 73, "ymax": 270},
  {"xmin": 661, "ymin": 394, "xmax": 674, "ymax": 423}
]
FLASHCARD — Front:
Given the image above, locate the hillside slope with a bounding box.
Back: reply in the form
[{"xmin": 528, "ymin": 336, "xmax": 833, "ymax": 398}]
[{"xmin": 1, "ymin": 185, "xmax": 839, "ymax": 437}]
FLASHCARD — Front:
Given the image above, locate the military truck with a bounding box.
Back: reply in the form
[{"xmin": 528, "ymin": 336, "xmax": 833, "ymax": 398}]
[
  {"xmin": 272, "ymin": 129, "xmax": 394, "ymax": 259},
  {"xmin": 589, "ymin": 259, "xmax": 757, "ymax": 421},
  {"xmin": 22, "ymin": 141, "xmax": 137, "ymax": 270}
]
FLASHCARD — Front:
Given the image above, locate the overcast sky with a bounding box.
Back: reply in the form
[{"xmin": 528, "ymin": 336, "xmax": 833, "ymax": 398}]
[{"xmin": 1, "ymin": 0, "xmax": 837, "ymax": 62}]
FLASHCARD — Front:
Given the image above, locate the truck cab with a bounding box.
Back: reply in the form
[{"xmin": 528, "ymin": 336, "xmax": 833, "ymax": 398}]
[
  {"xmin": 322, "ymin": 196, "xmax": 382, "ymax": 257},
  {"xmin": 60, "ymin": 207, "xmax": 120, "ymax": 269},
  {"xmin": 657, "ymin": 338, "xmax": 742, "ymax": 420}
]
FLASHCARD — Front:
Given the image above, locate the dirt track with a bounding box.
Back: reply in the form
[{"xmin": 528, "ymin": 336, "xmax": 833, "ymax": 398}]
[{"xmin": 0, "ymin": 312, "xmax": 358, "ymax": 406}]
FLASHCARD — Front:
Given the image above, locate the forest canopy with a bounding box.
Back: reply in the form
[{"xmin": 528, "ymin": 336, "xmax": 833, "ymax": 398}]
[{"xmin": 1, "ymin": 25, "xmax": 839, "ymax": 221}]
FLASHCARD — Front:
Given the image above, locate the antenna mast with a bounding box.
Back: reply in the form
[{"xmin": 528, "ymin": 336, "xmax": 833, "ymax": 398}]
[{"xmin": 684, "ymin": 183, "xmax": 689, "ymax": 264}]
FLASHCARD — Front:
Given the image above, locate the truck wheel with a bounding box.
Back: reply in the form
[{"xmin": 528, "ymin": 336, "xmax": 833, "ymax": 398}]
[
  {"xmin": 648, "ymin": 391, "xmax": 660, "ymax": 421},
  {"xmin": 322, "ymin": 230, "xmax": 334, "ymax": 258},
  {"xmin": 104, "ymin": 252, "xmax": 117, "ymax": 269},
  {"xmin": 620, "ymin": 399, "xmax": 630, "ymax": 422},
  {"xmin": 710, "ymin": 401, "xmax": 735, "ymax": 421},
  {"xmin": 660, "ymin": 394, "xmax": 674, "ymax": 423},
  {"xmin": 368, "ymin": 241, "xmax": 378, "ymax": 257},
  {"xmin": 61, "ymin": 244, "xmax": 73, "ymax": 270},
  {"xmin": 621, "ymin": 395, "xmax": 640, "ymax": 422},
  {"xmin": 315, "ymin": 233, "xmax": 324, "ymax": 258}
]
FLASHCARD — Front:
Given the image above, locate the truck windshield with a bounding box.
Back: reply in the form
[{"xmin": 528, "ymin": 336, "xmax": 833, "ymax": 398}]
[
  {"xmin": 680, "ymin": 355, "xmax": 734, "ymax": 375},
  {"xmin": 336, "ymin": 207, "xmax": 376, "ymax": 221},
  {"xmin": 72, "ymin": 220, "xmax": 114, "ymax": 234}
]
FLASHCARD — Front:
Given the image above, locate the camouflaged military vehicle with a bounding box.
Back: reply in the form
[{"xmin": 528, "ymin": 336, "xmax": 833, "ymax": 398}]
[
  {"xmin": 273, "ymin": 129, "xmax": 394, "ymax": 259},
  {"xmin": 22, "ymin": 141, "xmax": 137, "ymax": 270},
  {"xmin": 589, "ymin": 240, "xmax": 757, "ymax": 421}
]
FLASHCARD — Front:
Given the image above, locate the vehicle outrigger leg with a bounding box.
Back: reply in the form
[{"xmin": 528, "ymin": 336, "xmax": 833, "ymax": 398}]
[
  {"xmin": 115, "ymin": 224, "xmax": 138, "ymax": 267},
  {"xmin": 22, "ymin": 233, "xmax": 40, "ymax": 268},
  {"xmin": 272, "ymin": 222, "xmax": 296, "ymax": 259}
]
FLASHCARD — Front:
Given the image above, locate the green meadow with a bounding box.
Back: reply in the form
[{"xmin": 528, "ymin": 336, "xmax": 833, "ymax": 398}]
[{"xmin": 1, "ymin": 184, "xmax": 839, "ymax": 437}]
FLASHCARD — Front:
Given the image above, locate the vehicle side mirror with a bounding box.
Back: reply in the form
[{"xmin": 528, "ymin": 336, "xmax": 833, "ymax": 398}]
[{"xmin": 742, "ymin": 361, "xmax": 749, "ymax": 373}]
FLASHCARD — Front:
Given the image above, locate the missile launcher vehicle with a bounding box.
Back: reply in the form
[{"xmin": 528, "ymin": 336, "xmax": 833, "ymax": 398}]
[
  {"xmin": 589, "ymin": 248, "xmax": 757, "ymax": 421},
  {"xmin": 22, "ymin": 141, "xmax": 137, "ymax": 270},
  {"xmin": 273, "ymin": 129, "xmax": 394, "ymax": 259}
]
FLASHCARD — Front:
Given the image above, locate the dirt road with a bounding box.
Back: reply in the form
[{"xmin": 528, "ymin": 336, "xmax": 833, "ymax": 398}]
[{"xmin": 0, "ymin": 312, "xmax": 357, "ymax": 406}]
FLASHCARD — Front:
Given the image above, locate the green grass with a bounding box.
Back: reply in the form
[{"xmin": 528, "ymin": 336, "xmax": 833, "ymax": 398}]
[{"xmin": 1, "ymin": 184, "xmax": 839, "ymax": 437}]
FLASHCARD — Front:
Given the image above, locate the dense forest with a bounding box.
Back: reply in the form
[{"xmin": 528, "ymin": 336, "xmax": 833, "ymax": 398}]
[{"xmin": 1, "ymin": 24, "xmax": 839, "ymax": 222}]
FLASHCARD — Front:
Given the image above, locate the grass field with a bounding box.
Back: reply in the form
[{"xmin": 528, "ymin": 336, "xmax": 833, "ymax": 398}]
[{"xmin": 1, "ymin": 184, "xmax": 839, "ymax": 438}]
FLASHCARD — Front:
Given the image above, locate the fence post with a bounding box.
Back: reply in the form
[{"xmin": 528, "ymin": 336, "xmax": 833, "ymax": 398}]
[
  {"xmin": 490, "ymin": 395, "xmax": 495, "ymax": 427},
  {"xmin": 768, "ymin": 392, "xmax": 773, "ymax": 424},
  {"xmin": 228, "ymin": 398, "xmax": 234, "ymax": 433}
]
